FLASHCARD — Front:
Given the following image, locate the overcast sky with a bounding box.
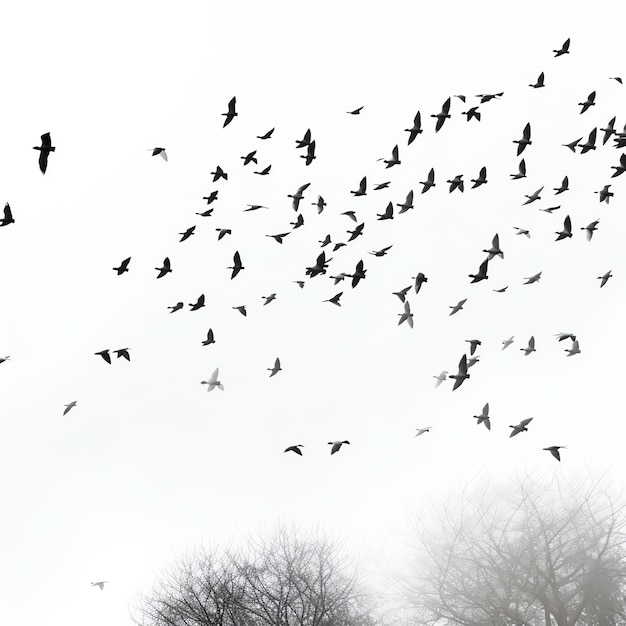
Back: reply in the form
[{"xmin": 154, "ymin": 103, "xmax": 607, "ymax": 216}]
[{"xmin": 0, "ymin": 1, "xmax": 625, "ymax": 624}]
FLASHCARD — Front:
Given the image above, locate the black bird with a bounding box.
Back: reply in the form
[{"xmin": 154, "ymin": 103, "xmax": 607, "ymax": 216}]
[
  {"xmin": 420, "ymin": 168, "xmax": 436, "ymax": 193},
  {"xmin": 210, "ymin": 166, "xmax": 228, "ymax": 182},
  {"xmin": 471, "ymin": 167, "xmax": 487, "ymax": 188},
  {"xmin": 0, "ymin": 203, "xmax": 14, "ymax": 227},
  {"xmin": 376, "ymin": 202, "xmax": 394, "ymax": 220},
  {"xmin": 150, "ymin": 147, "xmax": 167, "ymax": 161},
  {"xmin": 562, "ymin": 137, "xmax": 582, "ymax": 152},
  {"xmin": 328, "ymin": 441, "xmax": 350, "ymax": 455},
  {"xmin": 301, "ymin": 140, "xmax": 316, "ymax": 165},
  {"xmin": 347, "ymin": 106, "xmax": 363, "ymax": 115},
  {"xmin": 405, "ymin": 111, "xmax": 422, "ymax": 145},
  {"xmin": 553, "ymin": 38, "xmax": 570, "ymax": 57},
  {"xmin": 431, "ymin": 97, "xmax": 451, "ymax": 132},
  {"xmin": 374, "ymin": 181, "xmax": 390, "ymax": 190},
  {"xmin": 34, "ymin": 133, "xmax": 55, "ymax": 174},
  {"xmin": 412, "ymin": 273, "xmax": 428, "ymax": 294},
  {"xmin": 473, "ymin": 403, "xmax": 491, "ymax": 430},
  {"xmin": 595, "ymin": 185, "xmax": 613, "ymax": 204},
  {"xmin": 312, "ymin": 195, "xmax": 326, "ymax": 214},
  {"xmin": 179, "ymin": 226, "xmax": 196, "ymax": 242},
  {"xmin": 381, "ymin": 145, "xmax": 400, "ymax": 168},
  {"xmin": 232, "ymin": 305, "xmax": 247, "ymax": 317},
  {"xmin": 476, "ymin": 92, "xmax": 503, "ymax": 103},
  {"xmin": 168, "ymin": 302, "xmax": 183, "ymax": 313},
  {"xmin": 483, "ymin": 234, "xmax": 503, "ymax": 260},
  {"xmin": 113, "ymin": 257, "xmax": 131, "ymax": 275},
  {"xmin": 241, "ymin": 150, "xmax": 257, "ymax": 165},
  {"xmin": 288, "ymin": 183, "xmax": 311, "ymax": 211},
  {"xmin": 216, "ymin": 228, "xmax": 231, "ymax": 241},
  {"xmin": 284, "ymin": 444, "xmax": 304, "ymax": 456},
  {"xmin": 155, "ymin": 257, "xmax": 172, "ymax": 278},
  {"xmin": 601, "ymin": 117, "xmax": 616, "ymax": 145},
  {"xmin": 202, "ymin": 329, "xmax": 215, "ymax": 346},
  {"xmin": 469, "ymin": 258, "xmax": 489, "ymax": 283},
  {"xmin": 305, "ymin": 252, "xmax": 331, "ymax": 278},
  {"xmin": 449, "ymin": 354, "xmax": 470, "ymax": 390},
  {"xmin": 245, "ymin": 204, "xmax": 268, "ymax": 212},
  {"xmin": 513, "ymin": 123, "xmax": 532, "ymax": 155},
  {"xmin": 397, "ymin": 190, "xmax": 414, "ymax": 213},
  {"xmin": 523, "ymin": 186, "xmax": 543, "ymax": 205},
  {"xmin": 347, "ymin": 223, "xmax": 365, "ymax": 241},
  {"xmin": 553, "ymin": 176, "xmax": 569, "ymax": 194},
  {"xmin": 351, "ymin": 176, "xmax": 367, "ymax": 196},
  {"xmin": 611, "ymin": 154, "xmax": 626, "ymax": 178},
  {"xmin": 529, "ymin": 72, "xmax": 545, "ymax": 88},
  {"xmin": 555, "ymin": 215, "xmax": 573, "ymax": 241},
  {"xmin": 189, "ymin": 294, "xmax": 205, "ymax": 311},
  {"xmin": 295, "ymin": 129, "xmax": 312, "ymax": 148},
  {"xmin": 579, "ymin": 128, "xmax": 597, "ymax": 153},
  {"xmin": 290, "ymin": 214, "xmax": 304, "ymax": 229},
  {"xmin": 266, "ymin": 232, "xmax": 290, "ymax": 244},
  {"xmin": 447, "ymin": 175, "xmax": 464, "ymax": 193},
  {"xmin": 228, "ymin": 251, "xmax": 244, "ymax": 279},
  {"xmin": 510, "ymin": 159, "xmax": 526, "ymax": 180},
  {"xmin": 262, "ymin": 294, "xmax": 277, "ymax": 305},
  {"xmin": 543, "ymin": 446, "xmax": 566, "ymax": 462},
  {"xmin": 222, "ymin": 97, "xmax": 237, "ymax": 127},
  {"xmin": 350, "ymin": 260, "xmax": 367, "ymax": 287},
  {"xmin": 509, "ymin": 417, "xmax": 533, "ymax": 437},
  {"xmin": 369, "ymin": 245, "xmax": 392, "ymax": 257},
  {"xmin": 323, "ymin": 292, "xmax": 343, "ymax": 306},
  {"xmin": 114, "ymin": 348, "xmax": 131, "ymax": 361},
  {"xmin": 254, "ymin": 165, "xmax": 271, "ymax": 176},
  {"xmin": 95, "ymin": 349, "xmax": 111, "ymax": 364},
  {"xmin": 461, "ymin": 106, "xmax": 481, "ymax": 122},
  {"xmin": 257, "ymin": 128, "xmax": 274, "ymax": 140},
  {"xmin": 196, "ymin": 208, "xmax": 214, "ymax": 217},
  {"xmin": 393, "ymin": 286, "xmax": 411, "ymax": 302},
  {"xmin": 466, "ymin": 339, "xmax": 482, "ymax": 356},
  {"xmin": 202, "ymin": 191, "xmax": 219, "ymax": 204},
  {"xmin": 578, "ymin": 91, "xmax": 596, "ymax": 114}
]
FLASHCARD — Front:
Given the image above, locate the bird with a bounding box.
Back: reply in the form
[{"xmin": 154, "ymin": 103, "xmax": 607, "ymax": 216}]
[
  {"xmin": 510, "ymin": 159, "xmax": 526, "ymax": 180},
  {"xmin": 598, "ymin": 271, "xmax": 612, "ymax": 287},
  {"xmin": 328, "ymin": 441, "xmax": 350, "ymax": 455},
  {"xmin": 396, "ymin": 190, "xmax": 414, "ymax": 213},
  {"xmin": 295, "ymin": 129, "xmax": 312, "ymax": 148},
  {"xmin": 347, "ymin": 106, "xmax": 363, "ymax": 115},
  {"xmin": 553, "ymin": 176, "xmax": 569, "ymax": 194},
  {"xmin": 376, "ymin": 202, "xmax": 394, "ymax": 220},
  {"xmin": 323, "ymin": 292, "xmax": 342, "ymax": 307},
  {"xmin": 196, "ymin": 208, "xmax": 214, "ymax": 217},
  {"xmin": 95, "ymin": 350, "xmax": 111, "ymax": 364},
  {"xmin": 113, "ymin": 257, "xmax": 131, "ymax": 275},
  {"xmin": 347, "ymin": 223, "xmax": 365, "ymax": 241},
  {"xmin": 562, "ymin": 137, "xmax": 582, "ymax": 152},
  {"xmin": 216, "ymin": 228, "xmax": 232, "ymax": 241},
  {"xmin": 473, "ymin": 403, "xmax": 490, "ymax": 430},
  {"xmin": 502, "ymin": 336, "xmax": 514, "ymax": 350},
  {"xmin": 168, "ymin": 302, "xmax": 183, "ymax": 314},
  {"xmin": 262, "ymin": 294, "xmax": 277, "ymax": 306},
  {"xmin": 313, "ymin": 196, "xmax": 327, "ymax": 214},
  {"xmin": 228, "ymin": 251, "xmax": 244, "ymax": 279},
  {"xmin": 350, "ymin": 260, "xmax": 367, "ymax": 288},
  {"xmin": 114, "ymin": 348, "xmax": 130, "ymax": 361},
  {"xmin": 254, "ymin": 165, "xmax": 271, "ymax": 176},
  {"xmin": 433, "ymin": 372, "xmax": 448, "ymax": 388},
  {"xmin": 189, "ymin": 295, "xmax": 205, "ymax": 311},
  {"xmin": 155, "ymin": 257, "xmax": 172, "ymax": 278},
  {"xmin": 0, "ymin": 203, "xmax": 14, "ymax": 227},
  {"xmin": 483, "ymin": 234, "xmax": 503, "ymax": 260},
  {"xmin": 179, "ymin": 226, "xmax": 196, "ymax": 242},
  {"xmin": 301, "ymin": 140, "xmax": 316, "ymax": 166},
  {"xmin": 431, "ymin": 97, "xmax": 451, "ymax": 132},
  {"xmin": 470, "ymin": 167, "xmax": 487, "ymax": 188},
  {"xmin": 222, "ymin": 96, "xmax": 237, "ymax": 127},
  {"xmin": 293, "ymin": 281, "xmax": 305, "ymax": 289},
  {"xmin": 306, "ymin": 251, "xmax": 331, "ymax": 278},
  {"xmin": 578, "ymin": 91, "xmax": 596, "ymax": 114},
  {"xmin": 201, "ymin": 368, "xmax": 223, "ymax": 391},
  {"xmin": 241, "ymin": 150, "xmax": 257, "ymax": 166},
  {"xmin": 601, "ymin": 117, "xmax": 616, "ymax": 145},
  {"xmin": 521, "ymin": 336, "xmax": 536, "ymax": 355},
  {"xmin": 63, "ymin": 401, "xmax": 78, "ymax": 416},
  {"xmin": 447, "ymin": 175, "xmax": 464, "ymax": 193},
  {"xmin": 245, "ymin": 204, "xmax": 268, "ymax": 212},
  {"xmin": 610, "ymin": 76, "xmax": 623, "ymax": 84},
  {"xmin": 257, "ymin": 128, "xmax": 274, "ymax": 140},
  {"xmin": 268, "ymin": 358, "xmax": 282, "ymax": 377},
  {"xmin": 202, "ymin": 329, "xmax": 215, "ymax": 346},
  {"xmin": 461, "ymin": 106, "xmax": 481, "ymax": 122},
  {"xmin": 91, "ymin": 582, "xmax": 108, "ymax": 591},
  {"xmin": 449, "ymin": 299, "xmax": 467, "ymax": 316},
  {"xmin": 369, "ymin": 246, "xmax": 392, "ymax": 257},
  {"xmin": 449, "ymin": 354, "xmax": 470, "ymax": 390},
  {"xmin": 513, "ymin": 123, "xmax": 532, "ymax": 155},
  {"xmin": 610, "ymin": 154, "xmax": 626, "ymax": 177},
  {"xmin": 540, "ymin": 205, "xmax": 561, "ymax": 214},
  {"xmin": 291, "ymin": 213, "xmax": 305, "ymax": 228},
  {"xmin": 202, "ymin": 191, "xmax": 219, "ymax": 205},
  {"xmin": 529, "ymin": 72, "xmax": 545, "ymax": 88},
  {"xmin": 565, "ymin": 340, "xmax": 580, "ymax": 356},
  {"xmin": 493, "ymin": 286, "xmax": 508, "ymax": 293},
  {"xmin": 469, "ymin": 258, "xmax": 489, "ymax": 283},
  {"xmin": 266, "ymin": 233, "xmax": 290, "ymax": 244},
  {"xmin": 466, "ymin": 339, "xmax": 481, "ymax": 355},
  {"xmin": 509, "ymin": 418, "xmax": 533, "ymax": 437},
  {"xmin": 34, "ymin": 132, "xmax": 55, "ymax": 174},
  {"xmin": 476, "ymin": 92, "xmax": 503, "ymax": 103},
  {"xmin": 398, "ymin": 301, "xmax": 414, "ymax": 329},
  {"xmin": 523, "ymin": 272, "xmax": 542, "ymax": 285},
  {"xmin": 0, "ymin": 356, "xmax": 10, "ymax": 364},
  {"xmin": 581, "ymin": 220, "xmax": 600, "ymax": 241},
  {"xmin": 381, "ymin": 144, "xmax": 400, "ymax": 168},
  {"xmin": 595, "ymin": 185, "xmax": 613, "ymax": 204},
  {"xmin": 288, "ymin": 182, "xmax": 311, "ymax": 210},
  {"xmin": 232, "ymin": 306, "xmax": 247, "ymax": 316},
  {"xmin": 514, "ymin": 227, "xmax": 530, "ymax": 238},
  {"xmin": 210, "ymin": 165, "xmax": 228, "ymax": 182},
  {"xmin": 523, "ymin": 186, "xmax": 543, "ymax": 205},
  {"xmin": 414, "ymin": 427, "xmax": 431, "ymax": 437},
  {"xmin": 543, "ymin": 445, "xmax": 566, "ymax": 461},
  {"xmin": 579, "ymin": 128, "xmax": 597, "ymax": 153},
  {"xmin": 351, "ymin": 176, "xmax": 367, "ymax": 196},
  {"xmin": 553, "ymin": 38, "xmax": 570, "ymax": 57},
  {"xmin": 149, "ymin": 147, "xmax": 167, "ymax": 161},
  {"xmin": 393, "ymin": 286, "xmax": 411, "ymax": 303},
  {"xmin": 374, "ymin": 181, "xmax": 390, "ymax": 190},
  {"xmin": 284, "ymin": 445, "xmax": 304, "ymax": 456},
  {"xmin": 554, "ymin": 215, "xmax": 572, "ymax": 241},
  {"xmin": 420, "ymin": 168, "xmax": 436, "ymax": 193},
  {"xmin": 554, "ymin": 332, "xmax": 576, "ymax": 342},
  {"xmin": 405, "ymin": 111, "xmax": 422, "ymax": 144},
  {"xmin": 412, "ymin": 273, "xmax": 428, "ymax": 294}
]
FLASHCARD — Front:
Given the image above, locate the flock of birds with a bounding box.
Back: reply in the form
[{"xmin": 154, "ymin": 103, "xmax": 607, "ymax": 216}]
[{"xmin": 1, "ymin": 37, "xmax": 623, "ymax": 528}]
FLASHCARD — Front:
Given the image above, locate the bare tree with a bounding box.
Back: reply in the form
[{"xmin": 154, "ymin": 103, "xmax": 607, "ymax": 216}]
[
  {"xmin": 133, "ymin": 525, "xmax": 378, "ymax": 626},
  {"xmin": 399, "ymin": 474, "xmax": 626, "ymax": 626}
]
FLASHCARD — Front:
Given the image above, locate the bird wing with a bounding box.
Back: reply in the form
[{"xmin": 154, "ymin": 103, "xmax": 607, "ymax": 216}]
[
  {"xmin": 523, "ymin": 123, "xmax": 531, "ymax": 140},
  {"xmin": 209, "ymin": 368, "xmax": 219, "ymax": 383},
  {"xmin": 228, "ymin": 96, "xmax": 236, "ymax": 114},
  {"xmin": 564, "ymin": 215, "xmax": 571, "ymax": 232},
  {"xmin": 521, "ymin": 417, "xmax": 533, "ymax": 427},
  {"xmin": 3, "ymin": 203, "xmax": 12, "ymax": 221},
  {"xmin": 441, "ymin": 97, "xmax": 451, "ymax": 114},
  {"xmin": 483, "ymin": 403, "xmax": 489, "ymax": 416}
]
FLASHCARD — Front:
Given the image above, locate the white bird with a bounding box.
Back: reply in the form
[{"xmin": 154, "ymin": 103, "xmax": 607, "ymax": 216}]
[
  {"xmin": 565, "ymin": 340, "xmax": 581, "ymax": 356},
  {"xmin": 433, "ymin": 371, "xmax": 448, "ymax": 388},
  {"xmin": 414, "ymin": 427, "xmax": 431, "ymax": 437},
  {"xmin": 502, "ymin": 336, "xmax": 514, "ymax": 350},
  {"xmin": 201, "ymin": 368, "xmax": 224, "ymax": 392},
  {"xmin": 91, "ymin": 581, "xmax": 108, "ymax": 590},
  {"xmin": 521, "ymin": 336, "xmax": 536, "ymax": 355},
  {"xmin": 63, "ymin": 401, "xmax": 77, "ymax": 416},
  {"xmin": 398, "ymin": 300, "xmax": 414, "ymax": 328}
]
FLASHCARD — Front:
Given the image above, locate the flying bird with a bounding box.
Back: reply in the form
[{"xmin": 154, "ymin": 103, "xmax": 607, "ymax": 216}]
[
  {"xmin": 0, "ymin": 356, "xmax": 10, "ymax": 364},
  {"xmin": 374, "ymin": 181, "xmax": 390, "ymax": 190},
  {"xmin": 233, "ymin": 305, "xmax": 247, "ymax": 316},
  {"xmin": 405, "ymin": 111, "xmax": 422, "ymax": 144},
  {"xmin": 295, "ymin": 129, "xmax": 312, "ymax": 148},
  {"xmin": 262, "ymin": 294, "xmax": 277, "ymax": 306},
  {"xmin": 524, "ymin": 272, "xmax": 541, "ymax": 284},
  {"xmin": 381, "ymin": 144, "xmax": 401, "ymax": 168},
  {"xmin": 431, "ymin": 97, "xmax": 451, "ymax": 132},
  {"xmin": 521, "ymin": 336, "xmax": 536, "ymax": 355},
  {"xmin": 201, "ymin": 368, "xmax": 224, "ymax": 391},
  {"xmin": 578, "ymin": 91, "xmax": 596, "ymax": 114},
  {"xmin": 288, "ymin": 182, "xmax": 311, "ymax": 210},
  {"xmin": 565, "ymin": 340, "xmax": 580, "ymax": 356},
  {"xmin": 398, "ymin": 301, "xmax": 414, "ymax": 328},
  {"xmin": 63, "ymin": 401, "xmax": 78, "ymax": 416},
  {"xmin": 476, "ymin": 92, "xmax": 503, "ymax": 103},
  {"xmin": 350, "ymin": 260, "xmax": 367, "ymax": 288},
  {"xmin": 301, "ymin": 140, "xmax": 316, "ymax": 166},
  {"xmin": 447, "ymin": 175, "xmax": 464, "ymax": 193},
  {"xmin": 155, "ymin": 257, "xmax": 172, "ymax": 279},
  {"xmin": 149, "ymin": 147, "xmax": 167, "ymax": 161},
  {"xmin": 562, "ymin": 137, "xmax": 582, "ymax": 152},
  {"xmin": 284, "ymin": 445, "xmax": 304, "ymax": 456},
  {"xmin": 112, "ymin": 257, "xmax": 131, "ymax": 275},
  {"xmin": 509, "ymin": 418, "xmax": 533, "ymax": 437},
  {"xmin": 553, "ymin": 176, "xmax": 569, "ymax": 194},
  {"xmin": 543, "ymin": 445, "xmax": 566, "ymax": 461},
  {"xmin": 414, "ymin": 427, "xmax": 431, "ymax": 437},
  {"xmin": 412, "ymin": 273, "xmax": 428, "ymax": 294},
  {"xmin": 114, "ymin": 348, "xmax": 130, "ymax": 361},
  {"xmin": 347, "ymin": 106, "xmax": 363, "ymax": 115},
  {"xmin": 91, "ymin": 582, "xmax": 108, "ymax": 591},
  {"xmin": 323, "ymin": 292, "xmax": 343, "ymax": 307},
  {"xmin": 393, "ymin": 286, "xmax": 411, "ymax": 303},
  {"xmin": 216, "ymin": 228, "xmax": 232, "ymax": 241},
  {"xmin": 228, "ymin": 251, "xmax": 244, "ymax": 279},
  {"xmin": 461, "ymin": 106, "xmax": 481, "ymax": 122},
  {"xmin": 0, "ymin": 203, "xmax": 14, "ymax": 227},
  {"xmin": 210, "ymin": 165, "xmax": 227, "ymax": 182},
  {"xmin": 483, "ymin": 234, "xmax": 503, "ymax": 260},
  {"xmin": 397, "ymin": 190, "xmax": 414, "ymax": 213},
  {"xmin": 268, "ymin": 358, "xmax": 282, "ymax": 377},
  {"xmin": 473, "ymin": 403, "xmax": 490, "ymax": 430},
  {"xmin": 179, "ymin": 226, "xmax": 196, "ymax": 242},
  {"xmin": 222, "ymin": 96, "xmax": 237, "ymax": 127},
  {"xmin": 313, "ymin": 195, "xmax": 327, "ymax": 214},
  {"xmin": 579, "ymin": 128, "xmax": 597, "ymax": 153},
  {"xmin": 513, "ymin": 123, "xmax": 532, "ymax": 155},
  {"xmin": 449, "ymin": 299, "xmax": 467, "ymax": 316},
  {"xmin": 95, "ymin": 350, "xmax": 111, "ymax": 364},
  {"xmin": 34, "ymin": 132, "xmax": 55, "ymax": 174},
  {"xmin": 469, "ymin": 258, "xmax": 489, "ymax": 283},
  {"xmin": 611, "ymin": 154, "xmax": 626, "ymax": 177},
  {"xmin": 266, "ymin": 232, "xmax": 290, "ymax": 244},
  {"xmin": 598, "ymin": 270, "xmax": 612, "ymax": 287},
  {"xmin": 189, "ymin": 294, "xmax": 205, "ymax": 311},
  {"xmin": 595, "ymin": 185, "xmax": 613, "ymax": 204},
  {"xmin": 449, "ymin": 354, "xmax": 470, "ymax": 390},
  {"xmin": 529, "ymin": 72, "xmax": 545, "ymax": 88},
  {"xmin": 328, "ymin": 441, "xmax": 350, "ymax": 455},
  {"xmin": 514, "ymin": 227, "xmax": 530, "ymax": 237},
  {"xmin": 369, "ymin": 245, "xmax": 393, "ymax": 257},
  {"xmin": 581, "ymin": 220, "xmax": 599, "ymax": 241},
  {"xmin": 306, "ymin": 251, "xmax": 331, "ymax": 278},
  {"xmin": 502, "ymin": 336, "xmax": 514, "ymax": 350},
  {"xmin": 601, "ymin": 117, "xmax": 616, "ymax": 145},
  {"xmin": 254, "ymin": 165, "xmax": 271, "ymax": 176},
  {"xmin": 347, "ymin": 223, "xmax": 365, "ymax": 241},
  {"xmin": 257, "ymin": 128, "xmax": 274, "ymax": 140},
  {"xmin": 376, "ymin": 202, "xmax": 394, "ymax": 220},
  {"xmin": 553, "ymin": 38, "xmax": 570, "ymax": 57},
  {"xmin": 420, "ymin": 168, "xmax": 436, "ymax": 193},
  {"xmin": 168, "ymin": 302, "xmax": 183, "ymax": 314},
  {"xmin": 554, "ymin": 215, "xmax": 572, "ymax": 241},
  {"xmin": 510, "ymin": 159, "xmax": 526, "ymax": 180},
  {"xmin": 241, "ymin": 150, "xmax": 257, "ymax": 166},
  {"xmin": 470, "ymin": 167, "xmax": 487, "ymax": 188},
  {"xmin": 433, "ymin": 371, "xmax": 448, "ymax": 388},
  {"xmin": 466, "ymin": 339, "xmax": 481, "ymax": 355},
  {"xmin": 351, "ymin": 176, "xmax": 367, "ymax": 196},
  {"xmin": 202, "ymin": 329, "xmax": 215, "ymax": 346},
  {"xmin": 523, "ymin": 186, "xmax": 543, "ymax": 205}
]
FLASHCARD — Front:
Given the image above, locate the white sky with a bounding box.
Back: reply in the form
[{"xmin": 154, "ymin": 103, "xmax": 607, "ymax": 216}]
[{"xmin": 0, "ymin": 1, "xmax": 625, "ymax": 624}]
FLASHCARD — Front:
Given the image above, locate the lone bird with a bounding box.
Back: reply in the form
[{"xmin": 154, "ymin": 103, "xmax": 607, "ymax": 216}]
[
  {"xmin": 598, "ymin": 270, "xmax": 613, "ymax": 287},
  {"xmin": 113, "ymin": 257, "xmax": 131, "ymax": 275},
  {"xmin": 473, "ymin": 403, "xmax": 491, "ymax": 430},
  {"xmin": 149, "ymin": 147, "xmax": 167, "ymax": 161},
  {"xmin": 34, "ymin": 132, "xmax": 55, "ymax": 174},
  {"xmin": 543, "ymin": 445, "xmax": 566, "ymax": 461},
  {"xmin": 284, "ymin": 444, "xmax": 304, "ymax": 456},
  {"xmin": 63, "ymin": 401, "xmax": 78, "ymax": 416},
  {"xmin": 501, "ymin": 336, "xmax": 514, "ymax": 350},
  {"xmin": 268, "ymin": 358, "xmax": 282, "ymax": 377},
  {"xmin": 222, "ymin": 96, "xmax": 237, "ymax": 127},
  {"xmin": 328, "ymin": 440, "xmax": 350, "ymax": 455},
  {"xmin": 347, "ymin": 106, "xmax": 363, "ymax": 115},
  {"xmin": 155, "ymin": 257, "xmax": 172, "ymax": 278},
  {"xmin": 529, "ymin": 72, "xmax": 545, "ymax": 88},
  {"xmin": 415, "ymin": 427, "xmax": 431, "ymax": 437},
  {"xmin": 201, "ymin": 368, "xmax": 224, "ymax": 392},
  {"xmin": 257, "ymin": 128, "xmax": 274, "ymax": 140},
  {"xmin": 202, "ymin": 329, "xmax": 215, "ymax": 346},
  {"xmin": 91, "ymin": 582, "xmax": 108, "ymax": 591},
  {"xmin": 523, "ymin": 272, "xmax": 542, "ymax": 284},
  {"xmin": 509, "ymin": 417, "xmax": 533, "ymax": 437}
]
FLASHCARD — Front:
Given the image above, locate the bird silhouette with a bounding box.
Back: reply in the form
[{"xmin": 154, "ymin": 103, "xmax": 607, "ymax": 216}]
[
  {"xmin": 202, "ymin": 329, "xmax": 215, "ymax": 346},
  {"xmin": 565, "ymin": 340, "xmax": 580, "ymax": 356},
  {"xmin": 462, "ymin": 106, "xmax": 481, "ymax": 122},
  {"xmin": 91, "ymin": 581, "xmax": 108, "ymax": 591},
  {"xmin": 521, "ymin": 336, "xmax": 536, "ymax": 355},
  {"xmin": 523, "ymin": 186, "xmax": 543, "ymax": 205},
  {"xmin": 381, "ymin": 144, "xmax": 401, "ymax": 168},
  {"xmin": 601, "ymin": 117, "xmax": 616, "ymax": 145},
  {"xmin": 469, "ymin": 258, "xmax": 489, "ymax": 283},
  {"xmin": 179, "ymin": 226, "xmax": 196, "ymax": 242},
  {"xmin": 473, "ymin": 403, "xmax": 490, "ymax": 430},
  {"xmin": 449, "ymin": 354, "xmax": 469, "ymax": 390},
  {"xmin": 529, "ymin": 72, "xmax": 545, "ymax": 88},
  {"xmin": 523, "ymin": 272, "xmax": 542, "ymax": 284},
  {"xmin": 350, "ymin": 260, "xmax": 367, "ymax": 288},
  {"xmin": 466, "ymin": 339, "xmax": 482, "ymax": 355},
  {"xmin": 0, "ymin": 203, "xmax": 14, "ymax": 227},
  {"xmin": 610, "ymin": 154, "xmax": 626, "ymax": 177},
  {"xmin": 553, "ymin": 38, "xmax": 570, "ymax": 57},
  {"xmin": 155, "ymin": 257, "xmax": 172, "ymax": 278},
  {"xmin": 562, "ymin": 137, "xmax": 582, "ymax": 152},
  {"xmin": 483, "ymin": 234, "xmax": 503, "ymax": 260},
  {"xmin": 598, "ymin": 271, "xmax": 612, "ymax": 287},
  {"xmin": 471, "ymin": 167, "xmax": 487, "ymax": 188},
  {"xmin": 268, "ymin": 358, "xmax": 282, "ymax": 377},
  {"xmin": 595, "ymin": 185, "xmax": 613, "ymax": 204},
  {"xmin": 579, "ymin": 128, "xmax": 597, "ymax": 153},
  {"xmin": 113, "ymin": 257, "xmax": 131, "ymax": 275},
  {"xmin": 323, "ymin": 292, "xmax": 343, "ymax": 307},
  {"xmin": 509, "ymin": 418, "xmax": 533, "ymax": 437},
  {"xmin": 553, "ymin": 176, "xmax": 569, "ymax": 194},
  {"xmin": 351, "ymin": 176, "xmax": 367, "ymax": 196},
  {"xmin": 431, "ymin": 97, "xmax": 451, "ymax": 132},
  {"xmin": 376, "ymin": 202, "xmax": 394, "ymax": 220},
  {"xmin": 510, "ymin": 159, "xmax": 527, "ymax": 179},
  {"xmin": 34, "ymin": 133, "xmax": 55, "ymax": 174},
  {"xmin": 513, "ymin": 123, "xmax": 532, "ymax": 155},
  {"xmin": 288, "ymin": 182, "xmax": 311, "ymax": 210},
  {"xmin": 262, "ymin": 294, "xmax": 277, "ymax": 306},
  {"xmin": 149, "ymin": 147, "xmax": 167, "ymax": 161},
  {"xmin": 201, "ymin": 368, "xmax": 224, "ymax": 391},
  {"xmin": 328, "ymin": 441, "xmax": 350, "ymax": 455},
  {"xmin": 168, "ymin": 302, "xmax": 183, "ymax": 314},
  {"xmin": 420, "ymin": 168, "xmax": 436, "ymax": 193},
  {"xmin": 189, "ymin": 295, "xmax": 205, "ymax": 311},
  {"xmin": 228, "ymin": 251, "xmax": 244, "ymax": 279},
  {"xmin": 581, "ymin": 219, "xmax": 599, "ymax": 241},
  {"xmin": 543, "ymin": 445, "xmax": 566, "ymax": 461},
  {"xmin": 257, "ymin": 128, "xmax": 274, "ymax": 140},
  {"xmin": 95, "ymin": 350, "xmax": 111, "ymax": 364},
  {"xmin": 554, "ymin": 215, "xmax": 572, "ymax": 241},
  {"xmin": 254, "ymin": 164, "xmax": 271, "ymax": 176},
  {"xmin": 405, "ymin": 111, "xmax": 422, "ymax": 144},
  {"xmin": 412, "ymin": 273, "xmax": 428, "ymax": 294},
  {"xmin": 295, "ymin": 129, "xmax": 312, "ymax": 148},
  {"xmin": 578, "ymin": 91, "xmax": 596, "ymax": 114},
  {"xmin": 501, "ymin": 336, "xmax": 514, "ymax": 350},
  {"xmin": 284, "ymin": 444, "xmax": 304, "ymax": 455},
  {"xmin": 347, "ymin": 106, "xmax": 363, "ymax": 115},
  {"xmin": 222, "ymin": 96, "xmax": 237, "ymax": 127},
  {"xmin": 63, "ymin": 401, "xmax": 78, "ymax": 416},
  {"xmin": 301, "ymin": 140, "xmax": 316, "ymax": 166},
  {"xmin": 210, "ymin": 165, "xmax": 228, "ymax": 182},
  {"xmin": 397, "ymin": 190, "xmax": 414, "ymax": 213},
  {"xmin": 398, "ymin": 301, "xmax": 414, "ymax": 328},
  {"xmin": 232, "ymin": 305, "xmax": 247, "ymax": 316},
  {"xmin": 447, "ymin": 175, "xmax": 464, "ymax": 193},
  {"xmin": 449, "ymin": 299, "xmax": 467, "ymax": 316},
  {"xmin": 433, "ymin": 371, "xmax": 448, "ymax": 388},
  {"xmin": 114, "ymin": 348, "xmax": 130, "ymax": 361},
  {"xmin": 414, "ymin": 427, "xmax": 431, "ymax": 437}
]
